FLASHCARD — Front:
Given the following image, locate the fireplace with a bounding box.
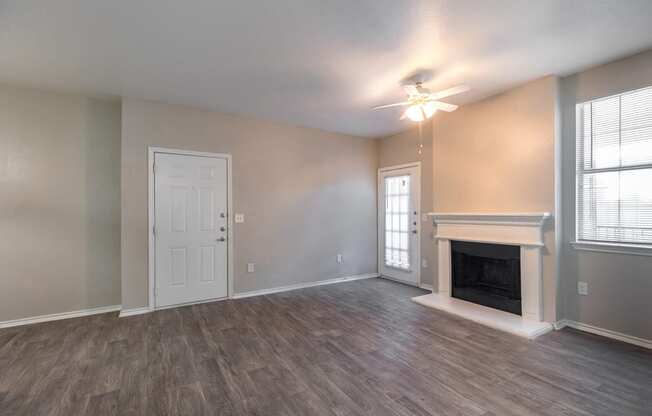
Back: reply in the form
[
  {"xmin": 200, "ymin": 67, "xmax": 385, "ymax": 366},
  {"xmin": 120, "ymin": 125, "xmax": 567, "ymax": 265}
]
[
  {"xmin": 451, "ymin": 241, "xmax": 521, "ymax": 315},
  {"xmin": 414, "ymin": 213, "xmax": 552, "ymax": 339}
]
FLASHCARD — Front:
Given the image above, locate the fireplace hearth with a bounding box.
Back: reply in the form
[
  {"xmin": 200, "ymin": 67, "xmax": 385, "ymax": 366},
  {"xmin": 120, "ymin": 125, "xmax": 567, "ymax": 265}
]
[{"xmin": 451, "ymin": 241, "xmax": 521, "ymax": 315}]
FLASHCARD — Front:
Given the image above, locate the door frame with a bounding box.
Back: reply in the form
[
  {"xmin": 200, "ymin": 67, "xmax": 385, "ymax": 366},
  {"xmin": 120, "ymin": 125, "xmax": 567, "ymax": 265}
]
[
  {"xmin": 148, "ymin": 146, "xmax": 234, "ymax": 311},
  {"xmin": 377, "ymin": 162, "xmax": 422, "ymax": 287}
]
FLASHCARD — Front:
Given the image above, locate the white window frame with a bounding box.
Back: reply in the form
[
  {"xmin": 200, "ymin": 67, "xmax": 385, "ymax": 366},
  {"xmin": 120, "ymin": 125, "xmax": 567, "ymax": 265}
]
[{"xmin": 571, "ymin": 86, "xmax": 652, "ymax": 257}]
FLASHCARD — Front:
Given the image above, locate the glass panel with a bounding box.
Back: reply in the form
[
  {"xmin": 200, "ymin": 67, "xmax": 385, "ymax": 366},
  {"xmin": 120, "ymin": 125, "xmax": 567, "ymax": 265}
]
[
  {"xmin": 400, "ymin": 233, "xmax": 408, "ymax": 251},
  {"xmin": 392, "ymin": 232, "xmax": 400, "ymax": 249},
  {"xmin": 400, "ymin": 251, "xmax": 409, "ymax": 267},
  {"xmin": 399, "ymin": 214, "xmax": 408, "ymax": 231},
  {"xmin": 384, "ymin": 174, "xmax": 411, "ymax": 269},
  {"xmin": 591, "ymin": 97, "xmax": 620, "ymax": 169},
  {"xmin": 578, "ymin": 168, "xmax": 652, "ymax": 244},
  {"xmin": 399, "ymin": 176, "xmax": 410, "ymax": 193},
  {"xmin": 621, "ymin": 125, "xmax": 652, "ymax": 166},
  {"xmin": 619, "ymin": 168, "xmax": 652, "ymax": 243},
  {"xmin": 399, "ymin": 195, "xmax": 409, "ymax": 213},
  {"xmin": 391, "ymin": 196, "xmax": 399, "ymax": 214},
  {"xmin": 592, "ymin": 131, "xmax": 620, "ymax": 168}
]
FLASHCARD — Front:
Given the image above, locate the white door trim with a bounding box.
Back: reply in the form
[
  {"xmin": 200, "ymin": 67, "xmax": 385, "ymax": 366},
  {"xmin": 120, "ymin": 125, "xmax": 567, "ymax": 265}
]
[
  {"xmin": 377, "ymin": 162, "xmax": 421, "ymax": 287},
  {"xmin": 148, "ymin": 146, "xmax": 234, "ymax": 311}
]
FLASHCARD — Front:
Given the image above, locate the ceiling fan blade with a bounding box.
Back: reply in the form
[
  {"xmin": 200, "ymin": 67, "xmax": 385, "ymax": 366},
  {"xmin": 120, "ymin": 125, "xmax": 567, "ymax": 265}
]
[
  {"xmin": 430, "ymin": 85, "xmax": 470, "ymax": 100},
  {"xmin": 372, "ymin": 101, "xmax": 410, "ymax": 110},
  {"xmin": 403, "ymin": 84, "xmax": 420, "ymax": 96},
  {"xmin": 432, "ymin": 101, "xmax": 458, "ymax": 112}
]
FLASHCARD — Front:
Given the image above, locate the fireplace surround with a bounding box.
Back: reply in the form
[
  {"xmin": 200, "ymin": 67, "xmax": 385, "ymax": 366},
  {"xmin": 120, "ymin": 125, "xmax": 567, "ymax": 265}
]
[{"xmin": 413, "ymin": 212, "xmax": 552, "ymax": 338}]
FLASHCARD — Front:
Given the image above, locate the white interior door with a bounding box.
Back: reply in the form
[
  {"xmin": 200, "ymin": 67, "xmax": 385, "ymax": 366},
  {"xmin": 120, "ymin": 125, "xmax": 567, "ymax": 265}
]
[
  {"xmin": 379, "ymin": 164, "xmax": 420, "ymax": 285},
  {"xmin": 154, "ymin": 152, "xmax": 228, "ymax": 307}
]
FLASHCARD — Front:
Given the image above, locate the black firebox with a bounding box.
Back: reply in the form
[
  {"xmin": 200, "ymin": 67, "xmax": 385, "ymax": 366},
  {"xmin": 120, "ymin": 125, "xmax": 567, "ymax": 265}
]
[{"xmin": 451, "ymin": 241, "xmax": 521, "ymax": 315}]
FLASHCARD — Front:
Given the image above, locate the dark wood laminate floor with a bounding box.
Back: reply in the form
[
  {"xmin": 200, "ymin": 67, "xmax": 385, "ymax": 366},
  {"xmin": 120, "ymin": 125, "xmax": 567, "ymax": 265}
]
[{"xmin": 1, "ymin": 278, "xmax": 651, "ymax": 416}]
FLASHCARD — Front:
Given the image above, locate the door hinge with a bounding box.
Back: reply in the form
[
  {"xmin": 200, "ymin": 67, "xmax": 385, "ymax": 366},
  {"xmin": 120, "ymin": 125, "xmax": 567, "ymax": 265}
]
[
  {"xmin": 152, "ymin": 225, "xmax": 156, "ymax": 236},
  {"xmin": 153, "ymin": 163, "xmax": 156, "ymax": 173}
]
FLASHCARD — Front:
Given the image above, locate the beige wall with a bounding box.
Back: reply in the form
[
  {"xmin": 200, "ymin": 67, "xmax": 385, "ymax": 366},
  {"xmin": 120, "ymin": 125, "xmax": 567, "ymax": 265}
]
[
  {"xmin": 121, "ymin": 99, "xmax": 378, "ymax": 309},
  {"xmin": 432, "ymin": 76, "xmax": 559, "ymax": 322},
  {"xmin": 378, "ymin": 123, "xmax": 436, "ymax": 286},
  {"xmin": 0, "ymin": 85, "xmax": 121, "ymax": 321},
  {"xmin": 560, "ymin": 50, "xmax": 652, "ymax": 340}
]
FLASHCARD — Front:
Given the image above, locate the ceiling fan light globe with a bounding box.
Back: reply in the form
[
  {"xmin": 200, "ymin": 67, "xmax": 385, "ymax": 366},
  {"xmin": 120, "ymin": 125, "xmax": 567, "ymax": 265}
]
[
  {"xmin": 405, "ymin": 105, "xmax": 425, "ymax": 122},
  {"xmin": 423, "ymin": 101, "xmax": 437, "ymax": 118}
]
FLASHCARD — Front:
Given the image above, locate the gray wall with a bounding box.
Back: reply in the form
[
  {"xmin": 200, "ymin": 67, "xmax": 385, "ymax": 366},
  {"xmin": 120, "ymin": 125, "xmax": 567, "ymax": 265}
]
[
  {"xmin": 0, "ymin": 85, "xmax": 121, "ymax": 322},
  {"xmin": 560, "ymin": 50, "xmax": 652, "ymax": 340},
  {"xmin": 378, "ymin": 123, "xmax": 436, "ymax": 287},
  {"xmin": 431, "ymin": 77, "xmax": 560, "ymax": 323},
  {"xmin": 121, "ymin": 99, "xmax": 378, "ymax": 310}
]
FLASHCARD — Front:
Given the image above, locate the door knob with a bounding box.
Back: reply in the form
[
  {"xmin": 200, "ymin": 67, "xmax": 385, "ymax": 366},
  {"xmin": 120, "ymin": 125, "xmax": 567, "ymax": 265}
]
[{"xmin": 216, "ymin": 237, "xmax": 226, "ymax": 242}]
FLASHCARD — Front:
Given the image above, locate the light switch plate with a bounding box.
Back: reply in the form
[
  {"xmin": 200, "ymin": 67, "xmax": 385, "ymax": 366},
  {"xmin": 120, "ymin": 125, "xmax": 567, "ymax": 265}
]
[
  {"xmin": 247, "ymin": 263, "xmax": 255, "ymax": 273},
  {"xmin": 422, "ymin": 259, "xmax": 428, "ymax": 268},
  {"xmin": 235, "ymin": 213, "xmax": 245, "ymax": 223},
  {"xmin": 337, "ymin": 254, "xmax": 343, "ymax": 264},
  {"xmin": 578, "ymin": 281, "xmax": 588, "ymax": 296}
]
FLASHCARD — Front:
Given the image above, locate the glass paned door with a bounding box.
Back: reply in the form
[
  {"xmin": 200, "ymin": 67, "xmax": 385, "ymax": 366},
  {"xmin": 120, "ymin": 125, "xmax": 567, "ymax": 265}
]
[{"xmin": 379, "ymin": 165, "xmax": 420, "ymax": 285}]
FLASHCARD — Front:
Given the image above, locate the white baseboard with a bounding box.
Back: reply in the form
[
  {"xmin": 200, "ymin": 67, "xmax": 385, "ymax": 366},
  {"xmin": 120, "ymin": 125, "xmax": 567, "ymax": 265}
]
[
  {"xmin": 119, "ymin": 274, "xmax": 379, "ymax": 316},
  {"xmin": 553, "ymin": 319, "xmax": 569, "ymax": 330},
  {"xmin": 119, "ymin": 299, "xmax": 224, "ymax": 317},
  {"xmin": 118, "ymin": 306, "xmax": 152, "ymax": 318},
  {"xmin": 419, "ymin": 283, "xmax": 434, "ymax": 291},
  {"xmin": 232, "ymin": 273, "xmax": 379, "ymax": 299},
  {"xmin": 555, "ymin": 319, "xmax": 652, "ymax": 350},
  {"xmin": 378, "ymin": 275, "xmax": 420, "ymax": 287},
  {"xmin": 0, "ymin": 304, "xmax": 121, "ymax": 329},
  {"xmin": 2, "ymin": 274, "xmax": 379, "ymax": 326}
]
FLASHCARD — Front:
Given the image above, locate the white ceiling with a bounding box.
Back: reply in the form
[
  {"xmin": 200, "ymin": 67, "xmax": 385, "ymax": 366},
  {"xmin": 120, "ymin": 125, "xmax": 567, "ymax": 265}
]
[{"xmin": 1, "ymin": 1, "xmax": 652, "ymax": 138}]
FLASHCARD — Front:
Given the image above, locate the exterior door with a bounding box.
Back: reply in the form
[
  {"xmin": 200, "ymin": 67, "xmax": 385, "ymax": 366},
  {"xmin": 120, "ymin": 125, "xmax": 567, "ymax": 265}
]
[
  {"xmin": 379, "ymin": 164, "xmax": 420, "ymax": 285},
  {"xmin": 154, "ymin": 152, "xmax": 228, "ymax": 307}
]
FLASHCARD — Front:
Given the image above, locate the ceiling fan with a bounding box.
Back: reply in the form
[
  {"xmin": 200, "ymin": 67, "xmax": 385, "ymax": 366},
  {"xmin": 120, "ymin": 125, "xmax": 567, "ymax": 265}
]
[{"xmin": 372, "ymin": 82, "xmax": 470, "ymax": 122}]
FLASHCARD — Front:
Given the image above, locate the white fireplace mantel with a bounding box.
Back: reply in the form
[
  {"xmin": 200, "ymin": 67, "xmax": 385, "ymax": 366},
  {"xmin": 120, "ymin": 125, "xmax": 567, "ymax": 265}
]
[
  {"xmin": 430, "ymin": 212, "xmax": 551, "ymax": 247},
  {"xmin": 415, "ymin": 212, "xmax": 552, "ymax": 338}
]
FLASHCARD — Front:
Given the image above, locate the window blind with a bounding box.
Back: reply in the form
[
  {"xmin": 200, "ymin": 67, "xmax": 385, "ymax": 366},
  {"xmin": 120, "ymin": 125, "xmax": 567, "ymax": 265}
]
[{"xmin": 576, "ymin": 85, "xmax": 652, "ymax": 245}]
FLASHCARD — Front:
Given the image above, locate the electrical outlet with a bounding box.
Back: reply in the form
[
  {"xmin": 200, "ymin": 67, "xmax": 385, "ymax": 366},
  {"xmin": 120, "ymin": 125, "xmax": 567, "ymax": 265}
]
[
  {"xmin": 422, "ymin": 259, "xmax": 428, "ymax": 268},
  {"xmin": 235, "ymin": 213, "xmax": 245, "ymax": 223},
  {"xmin": 578, "ymin": 281, "xmax": 588, "ymax": 296},
  {"xmin": 247, "ymin": 263, "xmax": 255, "ymax": 273},
  {"xmin": 337, "ymin": 254, "xmax": 343, "ymax": 264}
]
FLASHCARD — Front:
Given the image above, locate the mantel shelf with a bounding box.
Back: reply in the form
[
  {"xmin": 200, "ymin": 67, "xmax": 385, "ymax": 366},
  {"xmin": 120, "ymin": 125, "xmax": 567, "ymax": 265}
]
[
  {"xmin": 427, "ymin": 212, "xmax": 551, "ymax": 226},
  {"xmin": 428, "ymin": 212, "xmax": 551, "ymax": 247}
]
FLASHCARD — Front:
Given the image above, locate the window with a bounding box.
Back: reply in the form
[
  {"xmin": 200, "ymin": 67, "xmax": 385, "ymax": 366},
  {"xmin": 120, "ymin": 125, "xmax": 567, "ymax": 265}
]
[
  {"xmin": 384, "ymin": 175, "xmax": 410, "ymax": 269},
  {"xmin": 576, "ymin": 86, "xmax": 652, "ymax": 246}
]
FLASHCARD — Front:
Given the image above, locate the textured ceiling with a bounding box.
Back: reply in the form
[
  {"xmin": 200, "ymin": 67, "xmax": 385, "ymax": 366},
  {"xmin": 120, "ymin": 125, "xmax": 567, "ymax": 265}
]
[{"xmin": 1, "ymin": 0, "xmax": 652, "ymax": 137}]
